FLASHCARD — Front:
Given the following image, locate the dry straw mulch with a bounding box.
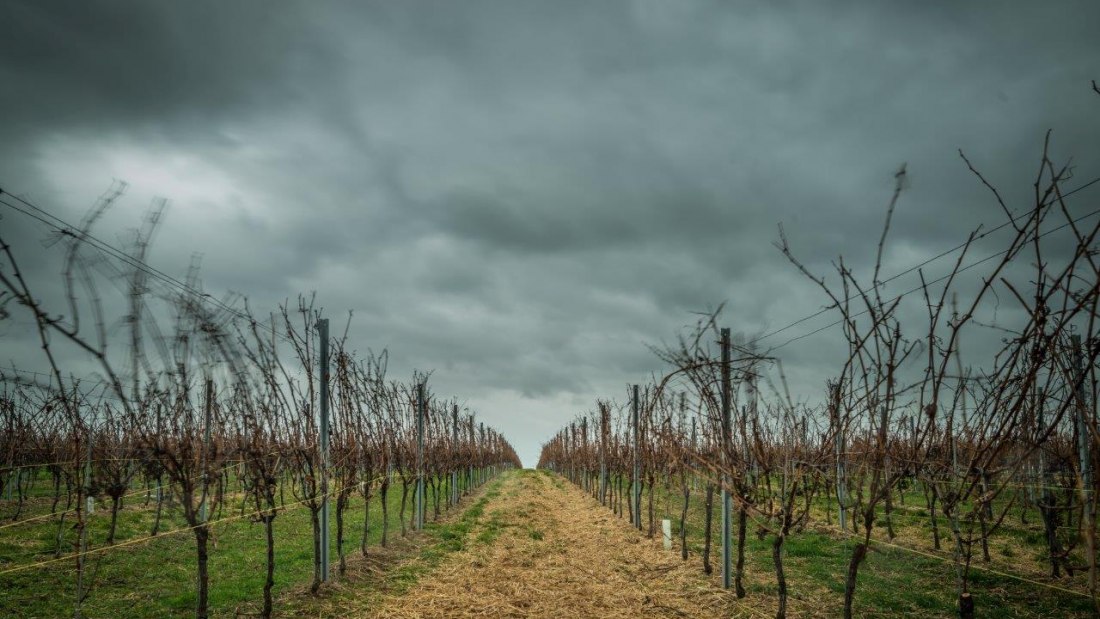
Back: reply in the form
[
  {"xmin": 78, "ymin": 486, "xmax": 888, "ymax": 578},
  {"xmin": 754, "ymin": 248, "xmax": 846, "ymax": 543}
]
[{"xmin": 368, "ymin": 470, "xmax": 763, "ymax": 619}]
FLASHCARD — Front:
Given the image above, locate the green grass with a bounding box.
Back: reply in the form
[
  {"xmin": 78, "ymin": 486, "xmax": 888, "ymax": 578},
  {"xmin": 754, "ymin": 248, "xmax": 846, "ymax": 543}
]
[
  {"xmin": 381, "ymin": 488, "xmax": 495, "ymax": 595},
  {"xmin": 0, "ymin": 469, "xmax": 499, "ymax": 618},
  {"xmin": 583, "ymin": 471, "xmax": 1095, "ymax": 617},
  {"xmin": 6, "ymin": 466, "xmax": 1090, "ymax": 618},
  {"xmin": 475, "ymin": 509, "xmax": 510, "ymax": 545}
]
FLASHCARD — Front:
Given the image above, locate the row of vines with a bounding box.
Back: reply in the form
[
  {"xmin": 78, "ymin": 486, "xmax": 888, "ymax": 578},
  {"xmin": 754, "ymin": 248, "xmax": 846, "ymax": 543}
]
[
  {"xmin": 0, "ymin": 188, "xmax": 520, "ymax": 618},
  {"xmin": 540, "ymin": 132, "xmax": 1100, "ymax": 618}
]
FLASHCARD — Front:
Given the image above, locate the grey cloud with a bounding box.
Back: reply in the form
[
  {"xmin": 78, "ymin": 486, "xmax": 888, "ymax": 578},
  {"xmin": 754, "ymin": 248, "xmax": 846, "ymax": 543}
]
[
  {"xmin": 1, "ymin": 0, "xmax": 1099, "ymax": 466},
  {"xmin": 1, "ymin": 2, "xmax": 334, "ymax": 137}
]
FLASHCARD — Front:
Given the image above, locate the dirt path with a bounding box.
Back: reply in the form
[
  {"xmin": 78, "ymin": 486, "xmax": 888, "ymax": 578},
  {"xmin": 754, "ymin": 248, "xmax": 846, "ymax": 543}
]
[{"xmin": 368, "ymin": 469, "xmax": 753, "ymax": 618}]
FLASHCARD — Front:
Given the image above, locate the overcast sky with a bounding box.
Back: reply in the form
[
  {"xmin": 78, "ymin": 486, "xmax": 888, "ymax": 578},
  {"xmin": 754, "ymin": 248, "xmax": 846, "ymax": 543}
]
[{"xmin": 2, "ymin": 1, "xmax": 1099, "ymax": 466}]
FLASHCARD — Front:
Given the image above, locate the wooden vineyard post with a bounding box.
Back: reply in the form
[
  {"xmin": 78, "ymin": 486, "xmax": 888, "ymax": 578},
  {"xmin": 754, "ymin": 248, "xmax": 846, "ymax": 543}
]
[
  {"xmin": 200, "ymin": 377, "xmax": 213, "ymax": 523},
  {"xmin": 736, "ymin": 360, "xmax": 753, "ymax": 598},
  {"xmin": 76, "ymin": 424, "xmax": 93, "ymax": 619},
  {"xmin": 691, "ymin": 416, "xmax": 697, "ymax": 491},
  {"xmin": 831, "ymin": 381, "xmax": 847, "ymax": 533},
  {"xmin": 959, "ymin": 592, "xmax": 974, "ymax": 619},
  {"xmin": 1072, "ymin": 335, "xmax": 1097, "ymax": 608}
]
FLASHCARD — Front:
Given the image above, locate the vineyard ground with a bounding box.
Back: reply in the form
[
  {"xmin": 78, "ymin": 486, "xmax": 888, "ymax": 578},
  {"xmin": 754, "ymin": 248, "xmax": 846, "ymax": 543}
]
[
  {"xmin": 602, "ymin": 473, "xmax": 1095, "ymax": 617},
  {"xmin": 303, "ymin": 467, "xmax": 750, "ymax": 618},
  {"xmin": 3, "ymin": 468, "xmax": 1094, "ymax": 617},
  {"xmin": 0, "ymin": 471, "xmax": 485, "ymax": 617},
  {"xmin": 308, "ymin": 469, "xmax": 1094, "ymax": 617}
]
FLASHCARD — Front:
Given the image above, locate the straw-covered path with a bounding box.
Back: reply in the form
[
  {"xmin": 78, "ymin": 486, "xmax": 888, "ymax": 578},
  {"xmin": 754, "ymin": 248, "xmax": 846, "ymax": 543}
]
[{"xmin": 368, "ymin": 468, "xmax": 753, "ymax": 619}]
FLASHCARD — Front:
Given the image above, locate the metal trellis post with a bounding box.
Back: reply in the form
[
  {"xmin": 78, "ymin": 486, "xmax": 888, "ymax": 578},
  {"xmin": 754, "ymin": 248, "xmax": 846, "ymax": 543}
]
[
  {"xmin": 317, "ymin": 318, "xmax": 330, "ymax": 582},
  {"xmin": 720, "ymin": 327, "xmax": 732, "ymax": 589},
  {"xmin": 452, "ymin": 404, "xmax": 459, "ymax": 506},
  {"xmin": 416, "ymin": 382, "xmax": 425, "ymax": 530},
  {"xmin": 632, "ymin": 384, "xmax": 641, "ymax": 530}
]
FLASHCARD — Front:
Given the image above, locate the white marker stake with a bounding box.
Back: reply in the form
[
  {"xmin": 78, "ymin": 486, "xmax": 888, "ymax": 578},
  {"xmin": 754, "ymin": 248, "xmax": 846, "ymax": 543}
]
[{"xmin": 662, "ymin": 519, "xmax": 672, "ymax": 551}]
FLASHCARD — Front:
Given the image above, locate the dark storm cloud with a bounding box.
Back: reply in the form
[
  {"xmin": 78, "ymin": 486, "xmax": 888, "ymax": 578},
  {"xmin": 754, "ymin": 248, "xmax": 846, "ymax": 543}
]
[
  {"xmin": 2, "ymin": 0, "xmax": 1099, "ymax": 465},
  {"xmin": 1, "ymin": 3, "xmax": 332, "ymax": 135}
]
